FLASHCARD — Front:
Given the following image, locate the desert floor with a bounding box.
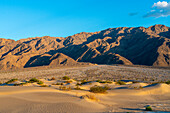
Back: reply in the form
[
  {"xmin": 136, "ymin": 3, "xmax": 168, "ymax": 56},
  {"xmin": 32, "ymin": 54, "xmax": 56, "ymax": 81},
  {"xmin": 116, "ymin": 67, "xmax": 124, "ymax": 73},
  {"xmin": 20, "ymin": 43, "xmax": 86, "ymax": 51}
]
[{"xmin": 0, "ymin": 65, "xmax": 170, "ymax": 113}]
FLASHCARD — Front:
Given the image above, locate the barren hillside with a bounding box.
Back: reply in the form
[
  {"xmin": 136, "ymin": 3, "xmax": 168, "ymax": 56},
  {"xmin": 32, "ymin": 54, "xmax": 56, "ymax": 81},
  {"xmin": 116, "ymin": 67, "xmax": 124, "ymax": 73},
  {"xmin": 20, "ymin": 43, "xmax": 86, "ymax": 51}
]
[{"xmin": 0, "ymin": 24, "xmax": 170, "ymax": 70}]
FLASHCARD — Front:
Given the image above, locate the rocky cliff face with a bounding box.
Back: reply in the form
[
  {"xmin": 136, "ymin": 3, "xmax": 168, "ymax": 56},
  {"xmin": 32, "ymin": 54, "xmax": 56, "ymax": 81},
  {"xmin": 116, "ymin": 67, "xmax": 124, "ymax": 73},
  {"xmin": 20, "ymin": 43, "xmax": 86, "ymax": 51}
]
[{"xmin": 0, "ymin": 24, "xmax": 169, "ymax": 70}]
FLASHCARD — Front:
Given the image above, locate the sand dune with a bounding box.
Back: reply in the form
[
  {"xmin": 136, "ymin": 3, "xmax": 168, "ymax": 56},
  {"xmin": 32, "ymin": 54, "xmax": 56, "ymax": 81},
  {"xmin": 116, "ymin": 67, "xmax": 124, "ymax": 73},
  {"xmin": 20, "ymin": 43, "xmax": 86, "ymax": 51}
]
[
  {"xmin": 0, "ymin": 80, "xmax": 170, "ymax": 112},
  {"xmin": 0, "ymin": 87, "xmax": 105, "ymax": 113}
]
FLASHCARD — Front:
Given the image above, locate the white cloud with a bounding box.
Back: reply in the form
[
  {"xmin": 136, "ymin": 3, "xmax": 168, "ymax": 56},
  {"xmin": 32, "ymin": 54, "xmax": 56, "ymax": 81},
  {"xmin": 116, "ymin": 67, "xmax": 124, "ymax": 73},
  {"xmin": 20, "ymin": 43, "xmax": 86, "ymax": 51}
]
[
  {"xmin": 144, "ymin": 1, "xmax": 170, "ymax": 18},
  {"xmin": 152, "ymin": 1, "xmax": 168, "ymax": 8}
]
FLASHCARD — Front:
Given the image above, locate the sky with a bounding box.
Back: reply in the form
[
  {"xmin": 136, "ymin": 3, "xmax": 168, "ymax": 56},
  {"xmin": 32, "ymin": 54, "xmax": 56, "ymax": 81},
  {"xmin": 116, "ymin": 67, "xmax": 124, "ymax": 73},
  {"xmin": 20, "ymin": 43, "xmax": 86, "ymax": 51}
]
[{"xmin": 0, "ymin": 0, "xmax": 170, "ymax": 40}]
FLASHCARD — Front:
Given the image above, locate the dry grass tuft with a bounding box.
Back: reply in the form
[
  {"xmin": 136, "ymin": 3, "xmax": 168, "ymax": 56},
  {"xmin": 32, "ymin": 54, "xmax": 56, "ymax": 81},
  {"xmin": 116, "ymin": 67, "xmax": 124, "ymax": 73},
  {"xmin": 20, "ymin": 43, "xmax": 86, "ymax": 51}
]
[{"xmin": 80, "ymin": 94, "xmax": 100, "ymax": 101}]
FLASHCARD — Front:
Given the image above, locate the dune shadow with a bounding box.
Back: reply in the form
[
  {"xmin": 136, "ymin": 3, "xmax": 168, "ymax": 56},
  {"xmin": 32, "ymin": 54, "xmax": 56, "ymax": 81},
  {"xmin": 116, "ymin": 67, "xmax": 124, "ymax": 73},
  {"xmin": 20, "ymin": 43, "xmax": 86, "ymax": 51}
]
[
  {"xmin": 0, "ymin": 83, "xmax": 15, "ymax": 86},
  {"xmin": 143, "ymin": 83, "xmax": 158, "ymax": 88},
  {"xmin": 115, "ymin": 87, "xmax": 128, "ymax": 89},
  {"xmin": 122, "ymin": 107, "xmax": 144, "ymax": 111}
]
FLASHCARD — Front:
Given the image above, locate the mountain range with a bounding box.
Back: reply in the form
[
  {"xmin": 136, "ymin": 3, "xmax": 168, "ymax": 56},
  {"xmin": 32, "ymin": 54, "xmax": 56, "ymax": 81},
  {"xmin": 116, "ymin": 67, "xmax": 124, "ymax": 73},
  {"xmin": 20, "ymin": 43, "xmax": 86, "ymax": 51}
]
[{"xmin": 0, "ymin": 24, "xmax": 170, "ymax": 70}]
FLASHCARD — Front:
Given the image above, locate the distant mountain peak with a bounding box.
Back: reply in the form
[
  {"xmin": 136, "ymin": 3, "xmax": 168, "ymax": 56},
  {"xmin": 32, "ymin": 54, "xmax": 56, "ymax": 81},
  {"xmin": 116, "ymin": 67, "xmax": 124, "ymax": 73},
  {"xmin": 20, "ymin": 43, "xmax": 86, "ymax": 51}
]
[{"xmin": 0, "ymin": 25, "xmax": 169, "ymax": 70}]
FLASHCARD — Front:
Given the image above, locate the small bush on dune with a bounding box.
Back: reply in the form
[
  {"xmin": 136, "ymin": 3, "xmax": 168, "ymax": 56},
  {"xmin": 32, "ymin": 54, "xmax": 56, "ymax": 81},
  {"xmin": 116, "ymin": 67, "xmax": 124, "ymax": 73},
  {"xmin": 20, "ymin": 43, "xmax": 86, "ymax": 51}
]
[
  {"xmin": 165, "ymin": 80, "xmax": 170, "ymax": 84},
  {"xmin": 6, "ymin": 79, "xmax": 18, "ymax": 84},
  {"xmin": 37, "ymin": 81, "xmax": 44, "ymax": 85},
  {"xmin": 80, "ymin": 94, "xmax": 99, "ymax": 101},
  {"xmin": 29, "ymin": 78, "xmax": 39, "ymax": 83},
  {"xmin": 59, "ymin": 86, "xmax": 72, "ymax": 91},
  {"xmin": 133, "ymin": 86, "xmax": 143, "ymax": 89},
  {"xmin": 90, "ymin": 86, "xmax": 107, "ymax": 93},
  {"xmin": 74, "ymin": 86, "xmax": 82, "ymax": 90},
  {"xmin": 96, "ymin": 80, "xmax": 112, "ymax": 84},
  {"xmin": 62, "ymin": 76, "xmax": 70, "ymax": 80},
  {"xmin": 41, "ymin": 85, "xmax": 48, "ymax": 87},
  {"xmin": 52, "ymin": 82, "xmax": 62, "ymax": 85},
  {"xmin": 96, "ymin": 80, "xmax": 102, "ymax": 82},
  {"xmin": 81, "ymin": 79, "xmax": 88, "ymax": 85},
  {"xmin": 145, "ymin": 106, "xmax": 152, "ymax": 111},
  {"xmin": 65, "ymin": 80, "xmax": 72, "ymax": 84},
  {"xmin": 51, "ymin": 77, "xmax": 56, "ymax": 80},
  {"xmin": 103, "ymin": 85, "xmax": 111, "ymax": 90},
  {"xmin": 132, "ymin": 81, "xmax": 139, "ymax": 83},
  {"xmin": 14, "ymin": 83, "xmax": 20, "ymax": 86},
  {"xmin": 116, "ymin": 80, "xmax": 126, "ymax": 85},
  {"xmin": 76, "ymin": 82, "xmax": 82, "ymax": 86},
  {"xmin": 20, "ymin": 82, "xmax": 27, "ymax": 86}
]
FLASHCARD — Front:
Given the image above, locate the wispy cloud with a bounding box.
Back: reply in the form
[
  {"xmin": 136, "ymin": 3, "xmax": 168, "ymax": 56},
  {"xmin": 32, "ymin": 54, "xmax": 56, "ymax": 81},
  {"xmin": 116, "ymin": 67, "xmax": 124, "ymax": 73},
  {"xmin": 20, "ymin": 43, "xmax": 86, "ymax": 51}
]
[{"xmin": 144, "ymin": 1, "xmax": 170, "ymax": 18}]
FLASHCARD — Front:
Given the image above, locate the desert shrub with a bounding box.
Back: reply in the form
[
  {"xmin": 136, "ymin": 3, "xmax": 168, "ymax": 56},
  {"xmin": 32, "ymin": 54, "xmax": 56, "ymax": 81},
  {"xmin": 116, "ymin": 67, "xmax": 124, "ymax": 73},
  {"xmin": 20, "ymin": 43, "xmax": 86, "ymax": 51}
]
[
  {"xmin": 76, "ymin": 82, "xmax": 82, "ymax": 86},
  {"xmin": 103, "ymin": 85, "xmax": 111, "ymax": 90},
  {"xmin": 165, "ymin": 80, "xmax": 170, "ymax": 84},
  {"xmin": 96, "ymin": 80, "xmax": 112, "ymax": 84},
  {"xmin": 101, "ymin": 81, "xmax": 112, "ymax": 84},
  {"xmin": 59, "ymin": 86, "xmax": 71, "ymax": 91},
  {"xmin": 52, "ymin": 82, "xmax": 62, "ymax": 85},
  {"xmin": 80, "ymin": 94, "xmax": 99, "ymax": 101},
  {"xmin": 51, "ymin": 77, "xmax": 56, "ymax": 80},
  {"xmin": 14, "ymin": 83, "xmax": 20, "ymax": 86},
  {"xmin": 6, "ymin": 79, "xmax": 18, "ymax": 84},
  {"xmin": 81, "ymin": 79, "xmax": 88, "ymax": 84},
  {"xmin": 133, "ymin": 86, "xmax": 143, "ymax": 89},
  {"xmin": 74, "ymin": 86, "xmax": 82, "ymax": 90},
  {"xmin": 29, "ymin": 78, "xmax": 39, "ymax": 83},
  {"xmin": 65, "ymin": 80, "xmax": 72, "ymax": 84},
  {"xmin": 132, "ymin": 81, "xmax": 139, "ymax": 83},
  {"xmin": 62, "ymin": 76, "xmax": 70, "ymax": 80},
  {"xmin": 96, "ymin": 80, "xmax": 102, "ymax": 82},
  {"xmin": 41, "ymin": 85, "xmax": 48, "ymax": 87},
  {"xmin": 145, "ymin": 106, "xmax": 152, "ymax": 111},
  {"xmin": 90, "ymin": 86, "xmax": 107, "ymax": 93},
  {"xmin": 37, "ymin": 81, "xmax": 44, "ymax": 85},
  {"xmin": 116, "ymin": 80, "xmax": 126, "ymax": 85},
  {"xmin": 20, "ymin": 82, "xmax": 27, "ymax": 86}
]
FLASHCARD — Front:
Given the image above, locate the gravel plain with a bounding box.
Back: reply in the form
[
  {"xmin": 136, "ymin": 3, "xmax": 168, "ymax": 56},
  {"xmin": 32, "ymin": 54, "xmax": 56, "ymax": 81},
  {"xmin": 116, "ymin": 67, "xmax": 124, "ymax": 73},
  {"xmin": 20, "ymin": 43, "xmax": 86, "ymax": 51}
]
[{"xmin": 0, "ymin": 65, "xmax": 169, "ymax": 83}]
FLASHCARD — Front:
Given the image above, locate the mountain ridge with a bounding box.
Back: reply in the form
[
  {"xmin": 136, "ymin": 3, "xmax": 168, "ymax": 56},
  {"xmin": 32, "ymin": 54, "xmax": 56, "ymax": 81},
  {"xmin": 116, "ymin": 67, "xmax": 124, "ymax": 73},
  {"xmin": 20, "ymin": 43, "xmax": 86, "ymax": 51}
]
[{"xmin": 0, "ymin": 24, "xmax": 169, "ymax": 70}]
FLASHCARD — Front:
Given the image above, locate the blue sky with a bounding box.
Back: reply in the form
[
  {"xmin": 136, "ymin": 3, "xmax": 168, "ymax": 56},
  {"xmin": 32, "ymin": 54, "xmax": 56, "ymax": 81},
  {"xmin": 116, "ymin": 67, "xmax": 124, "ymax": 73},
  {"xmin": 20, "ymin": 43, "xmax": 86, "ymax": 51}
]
[{"xmin": 0, "ymin": 0, "xmax": 170, "ymax": 40}]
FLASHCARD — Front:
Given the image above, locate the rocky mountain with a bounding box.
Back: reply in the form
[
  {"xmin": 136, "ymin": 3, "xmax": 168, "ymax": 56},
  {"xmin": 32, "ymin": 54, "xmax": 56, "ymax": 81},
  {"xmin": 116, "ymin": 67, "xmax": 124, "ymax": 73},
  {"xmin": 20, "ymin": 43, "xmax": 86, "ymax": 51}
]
[{"xmin": 0, "ymin": 24, "xmax": 169, "ymax": 70}]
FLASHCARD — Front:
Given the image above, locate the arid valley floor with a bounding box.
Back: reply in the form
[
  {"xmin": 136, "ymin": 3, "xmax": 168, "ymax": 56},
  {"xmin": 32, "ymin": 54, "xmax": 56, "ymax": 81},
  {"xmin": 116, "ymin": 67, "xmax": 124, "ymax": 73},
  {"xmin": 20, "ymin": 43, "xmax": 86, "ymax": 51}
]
[{"xmin": 0, "ymin": 65, "xmax": 170, "ymax": 113}]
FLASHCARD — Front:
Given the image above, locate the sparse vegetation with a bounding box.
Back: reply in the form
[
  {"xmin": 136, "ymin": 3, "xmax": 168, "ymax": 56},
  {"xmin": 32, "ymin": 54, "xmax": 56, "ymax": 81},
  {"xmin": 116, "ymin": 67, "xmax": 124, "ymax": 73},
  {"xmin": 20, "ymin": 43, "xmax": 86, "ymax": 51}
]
[
  {"xmin": 29, "ymin": 78, "xmax": 40, "ymax": 83},
  {"xmin": 37, "ymin": 81, "xmax": 44, "ymax": 85},
  {"xmin": 74, "ymin": 85, "xmax": 82, "ymax": 90},
  {"xmin": 51, "ymin": 77, "xmax": 56, "ymax": 80},
  {"xmin": 65, "ymin": 80, "xmax": 72, "ymax": 84},
  {"xmin": 90, "ymin": 86, "xmax": 107, "ymax": 93},
  {"xmin": 20, "ymin": 82, "xmax": 27, "ymax": 86},
  {"xmin": 52, "ymin": 82, "xmax": 63, "ymax": 85},
  {"xmin": 62, "ymin": 76, "xmax": 70, "ymax": 80},
  {"xmin": 103, "ymin": 85, "xmax": 111, "ymax": 90},
  {"xmin": 96, "ymin": 80, "xmax": 112, "ymax": 84},
  {"xmin": 116, "ymin": 80, "xmax": 126, "ymax": 85},
  {"xmin": 165, "ymin": 80, "xmax": 170, "ymax": 84},
  {"xmin": 80, "ymin": 94, "xmax": 99, "ymax": 101},
  {"xmin": 133, "ymin": 86, "xmax": 143, "ymax": 89},
  {"xmin": 14, "ymin": 83, "xmax": 20, "ymax": 86},
  {"xmin": 76, "ymin": 82, "xmax": 82, "ymax": 86},
  {"xmin": 6, "ymin": 79, "xmax": 18, "ymax": 84},
  {"xmin": 41, "ymin": 85, "xmax": 48, "ymax": 87},
  {"xmin": 81, "ymin": 79, "xmax": 89, "ymax": 85},
  {"xmin": 145, "ymin": 106, "xmax": 152, "ymax": 111},
  {"xmin": 59, "ymin": 86, "xmax": 72, "ymax": 91},
  {"xmin": 132, "ymin": 81, "xmax": 139, "ymax": 83}
]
